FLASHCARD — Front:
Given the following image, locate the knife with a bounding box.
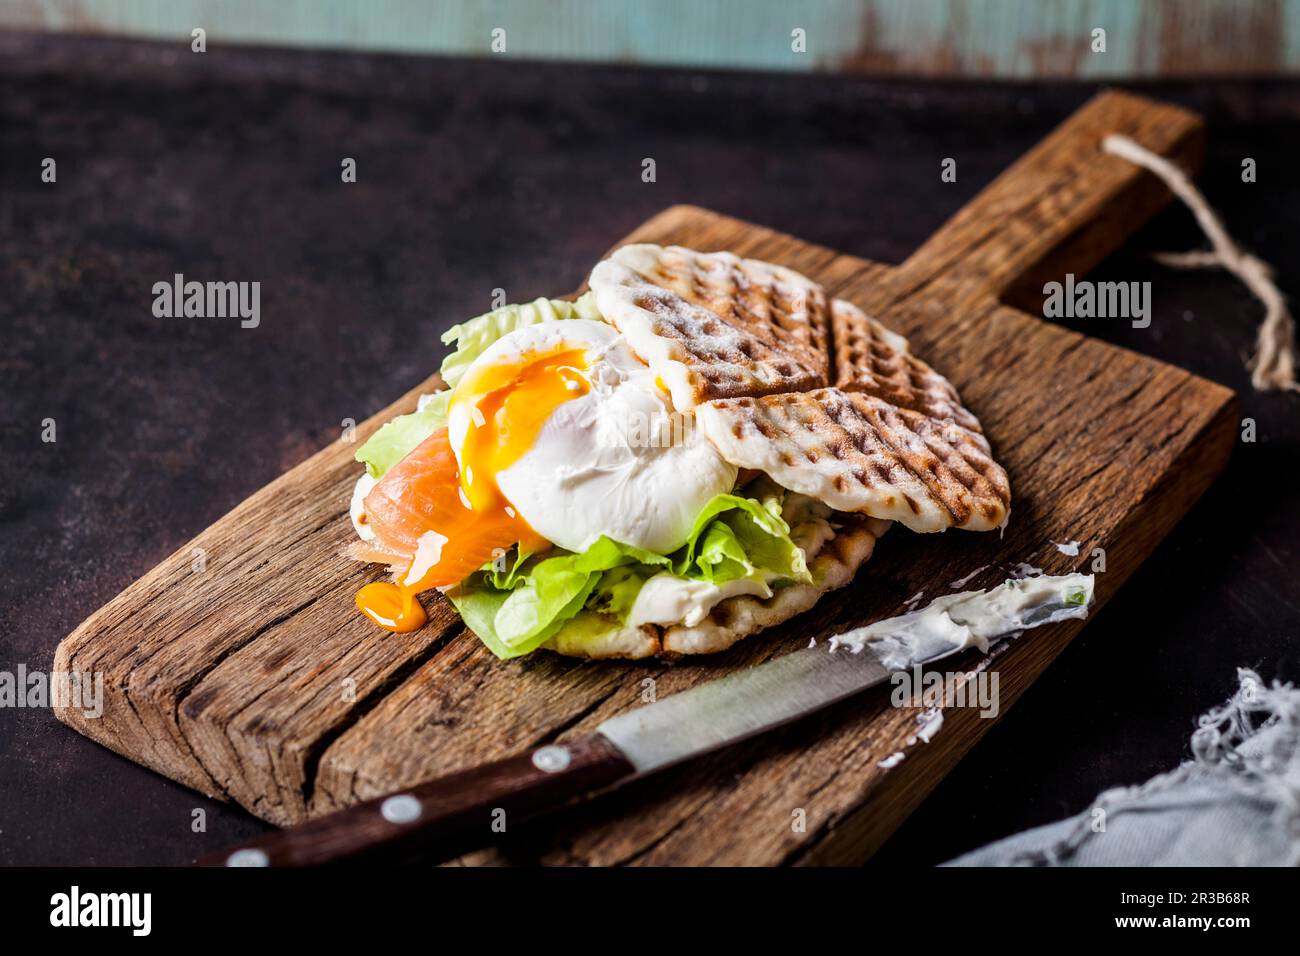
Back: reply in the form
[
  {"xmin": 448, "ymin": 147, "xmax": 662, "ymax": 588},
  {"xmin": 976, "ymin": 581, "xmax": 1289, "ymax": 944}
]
[{"xmin": 200, "ymin": 579, "xmax": 1089, "ymax": 867}]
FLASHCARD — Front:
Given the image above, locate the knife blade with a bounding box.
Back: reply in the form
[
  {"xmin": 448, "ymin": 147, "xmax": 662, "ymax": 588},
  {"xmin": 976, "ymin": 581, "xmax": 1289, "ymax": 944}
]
[
  {"xmin": 201, "ymin": 574, "xmax": 1091, "ymax": 866},
  {"xmin": 596, "ymin": 580, "xmax": 1085, "ymax": 775},
  {"xmin": 596, "ymin": 632, "xmax": 895, "ymax": 777}
]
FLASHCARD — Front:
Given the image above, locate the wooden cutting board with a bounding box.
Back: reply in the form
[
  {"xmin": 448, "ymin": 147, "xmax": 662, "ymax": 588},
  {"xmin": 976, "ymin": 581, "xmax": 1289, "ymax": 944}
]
[{"xmin": 55, "ymin": 91, "xmax": 1236, "ymax": 865}]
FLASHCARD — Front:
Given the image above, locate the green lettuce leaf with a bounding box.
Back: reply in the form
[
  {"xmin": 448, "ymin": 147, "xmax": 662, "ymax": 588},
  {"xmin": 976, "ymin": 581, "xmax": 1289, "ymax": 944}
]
[
  {"xmin": 444, "ymin": 585, "xmax": 516, "ymax": 659},
  {"xmin": 447, "ymin": 492, "xmax": 811, "ymax": 660},
  {"xmin": 480, "ymin": 544, "xmax": 539, "ymax": 591},
  {"xmin": 449, "ymin": 537, "xmax": 670, "ymax": 659},
  {"xmin": 353, "ymin": 293, "xmax": 600, "ymax": 478},
  {"xmin": 438, "ymin": 292, "xmax": 601, "ymax": 389},
  {"xmin": 675, "ymin": 493, "xmax": 808, "ymax": 585},
  {"xmin": 353, "ymin": 391, "xmax": 450, "ymax": 479},
  {"xmin": 587, "ymin": 566, "xmax": 657, "ymax": 619}
]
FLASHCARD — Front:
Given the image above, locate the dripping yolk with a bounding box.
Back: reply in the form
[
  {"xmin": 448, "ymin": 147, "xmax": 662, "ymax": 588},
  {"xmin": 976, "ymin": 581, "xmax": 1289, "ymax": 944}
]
[
  {"xmin": 450, "ymin": 345, "xmax": 592, "ymax": 513},
  {"xmin": 355, "ymin": 346, "xmax": 593, "ymax": 635}
]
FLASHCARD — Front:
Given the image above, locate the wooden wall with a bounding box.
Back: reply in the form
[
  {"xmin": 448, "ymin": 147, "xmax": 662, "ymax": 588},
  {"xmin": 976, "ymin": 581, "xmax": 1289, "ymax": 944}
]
[{"xmin": 5, "ymin": 0, "xmax": 1298, "ymax": 78}]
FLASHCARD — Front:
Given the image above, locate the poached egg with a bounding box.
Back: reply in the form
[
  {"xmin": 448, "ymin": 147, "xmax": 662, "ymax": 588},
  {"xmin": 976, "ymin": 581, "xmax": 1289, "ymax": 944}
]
[{"xmin": 446, "ymin": 319, "xmax": 736, "ymax": 555}]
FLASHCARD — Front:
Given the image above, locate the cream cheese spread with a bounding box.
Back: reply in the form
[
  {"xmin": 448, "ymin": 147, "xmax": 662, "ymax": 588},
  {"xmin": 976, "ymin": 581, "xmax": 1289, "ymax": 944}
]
[{"xmin": 829, "ymin": 572, "xmax": 1094, "ymax": 670}]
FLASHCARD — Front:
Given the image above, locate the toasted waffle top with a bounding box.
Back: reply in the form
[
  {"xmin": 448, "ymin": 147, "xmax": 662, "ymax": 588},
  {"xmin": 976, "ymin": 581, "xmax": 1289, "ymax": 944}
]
[
  {"xmin": 590, "ymin": 244, "xmax": 832, "ymax": 410},
  {"xmin": 696, "ymin": 389, "xmax": 1009, "ymax": 533},
  {"xmin": 831, "ymin": 298, "xmax": 984, "ymax": 434},
  {"xmin": 589, "ymin": 244, "xmax": 1011, "ymax": 533}
]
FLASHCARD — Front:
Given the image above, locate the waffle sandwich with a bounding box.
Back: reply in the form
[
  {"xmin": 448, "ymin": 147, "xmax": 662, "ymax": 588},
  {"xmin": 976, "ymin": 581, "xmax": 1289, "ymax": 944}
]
[{"xmin": 347, "ymin": 244, "xmax": 1010, "ymax": 659}]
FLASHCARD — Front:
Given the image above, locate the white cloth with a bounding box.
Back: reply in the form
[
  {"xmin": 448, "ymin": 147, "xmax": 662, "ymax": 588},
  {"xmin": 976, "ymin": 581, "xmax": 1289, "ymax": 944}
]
[{"xmin": 946, "ymin": 669, "xmax": 1300, "ymax": 866}]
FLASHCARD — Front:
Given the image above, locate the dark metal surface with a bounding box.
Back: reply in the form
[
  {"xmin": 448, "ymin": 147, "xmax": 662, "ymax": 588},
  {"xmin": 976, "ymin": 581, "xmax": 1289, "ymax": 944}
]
[{"xmin": 1, "ymin": 32, "xmax": 1297, "ymax": 865}]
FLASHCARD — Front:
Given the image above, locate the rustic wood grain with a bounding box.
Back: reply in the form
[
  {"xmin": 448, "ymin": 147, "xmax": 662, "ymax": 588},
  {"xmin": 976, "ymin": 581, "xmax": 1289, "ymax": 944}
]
[{"xmin": 54, "ymin": 91, "xmax": 1236, "ymax": 863}]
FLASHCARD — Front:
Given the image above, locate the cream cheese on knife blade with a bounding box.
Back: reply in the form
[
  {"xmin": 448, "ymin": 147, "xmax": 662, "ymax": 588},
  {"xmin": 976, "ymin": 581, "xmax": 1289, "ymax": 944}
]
[{"xmin": 829, "ymin": 572, "xmax": 1094, "ymax": 670}]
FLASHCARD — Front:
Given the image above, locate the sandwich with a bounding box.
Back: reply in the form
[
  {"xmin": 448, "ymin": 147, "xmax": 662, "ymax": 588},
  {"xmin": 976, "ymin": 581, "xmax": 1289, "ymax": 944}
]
[{"xmin": 347, "ymin": 244, "xmax": 1011, "ymax": 659}]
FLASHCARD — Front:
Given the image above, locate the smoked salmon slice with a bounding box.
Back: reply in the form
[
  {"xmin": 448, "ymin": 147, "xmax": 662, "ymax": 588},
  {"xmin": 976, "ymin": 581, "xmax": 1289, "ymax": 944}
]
[{"xmin": 362, "ymin": 427, "xmax": 543, "ymax": 590}]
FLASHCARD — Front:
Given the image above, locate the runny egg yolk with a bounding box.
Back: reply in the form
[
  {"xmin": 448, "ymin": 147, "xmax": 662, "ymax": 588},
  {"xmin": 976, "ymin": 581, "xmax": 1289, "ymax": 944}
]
[
  {"xmin": 451, "ymin": 346, "xmax": 592, "ymax": 513},
  {"xmin": 355, "ymin": 345, "xmax": 594, "ymax": 635}
]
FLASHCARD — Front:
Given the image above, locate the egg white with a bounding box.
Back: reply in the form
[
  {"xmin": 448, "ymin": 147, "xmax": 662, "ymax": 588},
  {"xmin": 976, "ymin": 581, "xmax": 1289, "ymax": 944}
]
[{"xmin": 448, "ymin": 319, "xmax": 737, "ymax": 554}]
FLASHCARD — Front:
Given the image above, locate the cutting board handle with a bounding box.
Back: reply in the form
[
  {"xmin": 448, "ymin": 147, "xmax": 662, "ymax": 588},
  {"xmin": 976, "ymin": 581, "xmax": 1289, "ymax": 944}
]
[
  {"xmin": 197, "ymin": 735, "xmax": 634, "ymax": 867},
  {"xmin": 894, "ymin": 90, "xmax": 1205, "ymax": 305}
]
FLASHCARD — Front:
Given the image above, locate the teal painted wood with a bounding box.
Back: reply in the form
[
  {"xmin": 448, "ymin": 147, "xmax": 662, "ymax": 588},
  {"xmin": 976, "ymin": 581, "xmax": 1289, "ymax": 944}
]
[{"xmin": 7, "ymin": 0, "xmax": 1298, "ymax": 78}]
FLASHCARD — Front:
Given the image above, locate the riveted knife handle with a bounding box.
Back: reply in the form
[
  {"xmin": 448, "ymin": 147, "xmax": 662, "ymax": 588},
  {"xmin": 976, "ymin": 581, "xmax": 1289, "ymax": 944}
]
[{"xmin": 198, "ymin": 735, "xmax": 633, "ymax": 867}]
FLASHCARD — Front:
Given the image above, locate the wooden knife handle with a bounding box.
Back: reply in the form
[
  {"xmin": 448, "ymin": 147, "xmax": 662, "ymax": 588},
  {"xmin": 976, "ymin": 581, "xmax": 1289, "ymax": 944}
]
[{"xmin": 197, "ymin": 735, "xmax": 634, "ymax": 867}]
